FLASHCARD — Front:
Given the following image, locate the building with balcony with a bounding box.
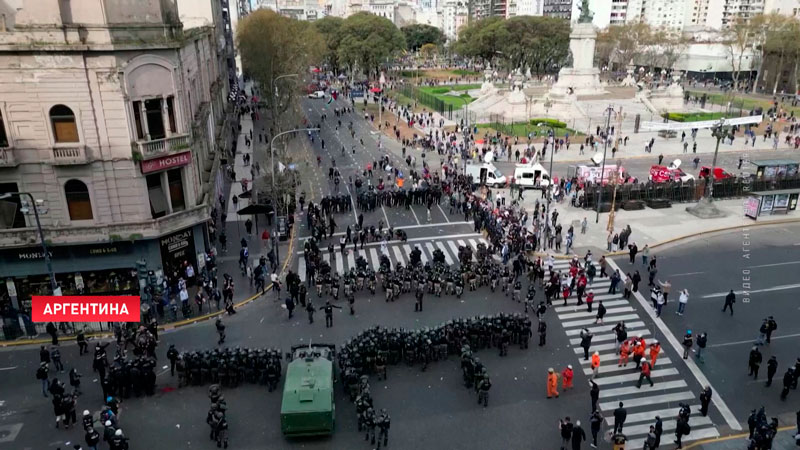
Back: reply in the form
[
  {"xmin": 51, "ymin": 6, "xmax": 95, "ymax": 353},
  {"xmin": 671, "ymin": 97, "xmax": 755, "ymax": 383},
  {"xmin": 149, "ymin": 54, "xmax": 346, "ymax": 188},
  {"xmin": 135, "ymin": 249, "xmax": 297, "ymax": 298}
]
[{"xmin": 0, "ymin": 0, "xmax": 232, "ymax": 324}]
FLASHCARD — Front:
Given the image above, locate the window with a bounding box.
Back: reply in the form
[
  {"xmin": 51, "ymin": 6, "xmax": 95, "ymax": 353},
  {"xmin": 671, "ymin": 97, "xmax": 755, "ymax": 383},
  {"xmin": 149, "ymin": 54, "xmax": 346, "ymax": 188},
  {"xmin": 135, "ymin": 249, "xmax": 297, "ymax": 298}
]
[
  {"xmin": 147, "ymin": 173, "xmax": 168, "ymax": 219},
  {"xmin": 144, "ymin": 98, "xmax": 165, "ymax": 140},
  {"xmin": 64, "ymin": 179, "xmax": 93, "ymax": 221},
  {"xmin": 132, "ymin": 100, "xmax": 145, "ymax": 140},
  {"xmin": 50, "ymin": 105, "xmax": 79, "ymax": 143},
  {"xmin": 167, "ymin": 168, "xmax": 186, "ymax": 212},
  {"xmin": 0, "ymin": 109, "xmax": 8, "ymax": 147},
  {"xmin": 0, "ymin": 183, "xmax": 25, "ymax": 229},
  {"xmin": 166, "ymin": 96, "xmax": 177, "ymax": 133}
]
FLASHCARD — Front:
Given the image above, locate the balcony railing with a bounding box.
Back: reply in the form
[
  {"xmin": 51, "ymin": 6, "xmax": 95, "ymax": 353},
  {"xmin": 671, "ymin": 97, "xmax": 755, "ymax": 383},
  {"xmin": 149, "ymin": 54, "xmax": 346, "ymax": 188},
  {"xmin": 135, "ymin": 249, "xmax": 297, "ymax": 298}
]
[
  {"xmin": 0, "ymin": 147, "xmax": 17, "ymax": 167},
  {"xmin": 51, "ymin": 145, "xmax": 88, "ymax": 165},
  {"xmin": 133, "ymin": 133, "xmax": 191, "ymax": 160}
]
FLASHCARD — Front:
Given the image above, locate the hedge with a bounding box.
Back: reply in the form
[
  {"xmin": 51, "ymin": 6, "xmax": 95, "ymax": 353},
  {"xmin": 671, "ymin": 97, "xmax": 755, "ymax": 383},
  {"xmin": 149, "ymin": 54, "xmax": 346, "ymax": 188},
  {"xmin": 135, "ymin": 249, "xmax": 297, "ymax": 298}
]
[
  {"xmin": 530, "ymin": 118, "xmax": 567, "ymax": 128},
  {"xmin": 662, "ymin": 112, "xmax": 727, "ymax": 122}
]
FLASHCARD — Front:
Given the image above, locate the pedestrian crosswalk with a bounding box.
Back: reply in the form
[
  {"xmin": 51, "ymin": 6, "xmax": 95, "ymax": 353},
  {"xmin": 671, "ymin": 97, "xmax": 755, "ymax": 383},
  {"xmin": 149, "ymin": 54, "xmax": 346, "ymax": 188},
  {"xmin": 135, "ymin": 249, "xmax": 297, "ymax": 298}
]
[
  {"xmin": 295, "ymin": 235, "xmax": 491, "ymax": 281},
  {"xmin": 549, "ymin": 259, "xmax": 720, "ymax": 445}
]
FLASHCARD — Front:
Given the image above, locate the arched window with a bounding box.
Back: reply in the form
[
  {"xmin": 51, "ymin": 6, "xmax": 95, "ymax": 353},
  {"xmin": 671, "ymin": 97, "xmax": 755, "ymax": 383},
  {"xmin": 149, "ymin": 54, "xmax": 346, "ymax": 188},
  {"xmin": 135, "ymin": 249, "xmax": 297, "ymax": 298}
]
[
  {"xmin": 64, "ymin": 179, "xmax": 93, "ymax": 220},
  {"xmin": 50, "ymin": 105, "xmax": 79, "ymax": 143}
]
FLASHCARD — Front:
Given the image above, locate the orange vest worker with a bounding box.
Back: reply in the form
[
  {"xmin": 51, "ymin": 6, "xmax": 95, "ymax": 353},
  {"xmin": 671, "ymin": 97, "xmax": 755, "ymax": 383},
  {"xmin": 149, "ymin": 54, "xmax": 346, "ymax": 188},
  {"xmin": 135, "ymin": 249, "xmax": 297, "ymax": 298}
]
[
  {"xmin": 591, "ymin": 352, "xmax": 601, "ymax": 371},
  {"xmin": 650, "ymin": 342, "xmax": 661, "ymax": 367},
  {"xmin": 618, "ymin": 341, "xmax": 630, "ymax": 367},
  {"xmin": 561, "ymin": 365, "xmax": 574, "ymax": 390},
  {"xmin": 547, "ymin": 368, "xmax": 559, "ymax": 398}
]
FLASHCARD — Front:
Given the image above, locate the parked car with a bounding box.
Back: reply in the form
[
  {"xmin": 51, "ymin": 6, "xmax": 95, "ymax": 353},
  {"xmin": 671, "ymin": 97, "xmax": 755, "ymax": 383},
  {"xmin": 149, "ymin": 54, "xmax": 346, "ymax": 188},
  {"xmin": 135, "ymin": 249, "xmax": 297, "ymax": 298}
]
[
  {"xmin": 699, "ymin": 166, "xmax": 734, "ymax": 180},
  {"xmin": 649, "ymin": 159, "xmax": 695, "ymax": 183},
  {"xmin": 308, "ymin": 90, "xmax": 325, "ymax": 99}
]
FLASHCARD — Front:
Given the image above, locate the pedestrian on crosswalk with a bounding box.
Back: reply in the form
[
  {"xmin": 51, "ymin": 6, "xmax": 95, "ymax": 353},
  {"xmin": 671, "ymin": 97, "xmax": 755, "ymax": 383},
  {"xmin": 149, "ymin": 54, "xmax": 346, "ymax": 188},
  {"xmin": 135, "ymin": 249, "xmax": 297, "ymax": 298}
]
[
  {"xmin": 613, "ymin": 402, "xmax": 627, "ymax": 434},
  {"xmin": 595, "ymin": 301, "xmax": 606, "ymax": 324},
  {"xmin": 580, "ymin": 329, "xmax": 594, "ymax": 360},
  {"xmin": 699, "ymin": 386, "xmax": 712, "ymax": 416},
  {"xmin": 591, "ymin": 352, "xmax": 600, "ymax": 379},
  {"xmin": 649, "ymin": 340, "xmax": 661, "ymax": 367},
  {"xmin": 589, "ymin": 381, "xmax": 600, "ymax": 412},
  {"xmin": 636, "ymin": 360, "xmax": 654, "ymax": 388},
  {"xmin": 585, "ymin": 291, "xmax": 594, "ymax": 313},
  {"xmin": 653, "ymin": 416, "xmax": 663, "ymax": 448}
]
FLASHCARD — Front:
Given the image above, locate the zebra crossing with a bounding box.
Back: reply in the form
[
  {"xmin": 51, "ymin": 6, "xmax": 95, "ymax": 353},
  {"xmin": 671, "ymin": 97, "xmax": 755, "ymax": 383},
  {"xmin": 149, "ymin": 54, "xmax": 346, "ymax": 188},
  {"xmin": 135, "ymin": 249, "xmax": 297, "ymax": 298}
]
[
  {"xmin": 295, "ymin": 234, "xmax": 491, "ymax": 281},
  {"xmin": 550, "ymin": 260, "xmax": 720, "ymax": 445}
]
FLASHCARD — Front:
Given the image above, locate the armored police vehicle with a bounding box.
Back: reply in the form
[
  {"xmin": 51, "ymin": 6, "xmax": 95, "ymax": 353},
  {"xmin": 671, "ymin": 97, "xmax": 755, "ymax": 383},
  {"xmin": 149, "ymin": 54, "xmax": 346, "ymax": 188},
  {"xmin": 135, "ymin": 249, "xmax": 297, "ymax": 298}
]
[{"xmin": 280, "ymin": 344, "xmax": 336, "ymax": 437}]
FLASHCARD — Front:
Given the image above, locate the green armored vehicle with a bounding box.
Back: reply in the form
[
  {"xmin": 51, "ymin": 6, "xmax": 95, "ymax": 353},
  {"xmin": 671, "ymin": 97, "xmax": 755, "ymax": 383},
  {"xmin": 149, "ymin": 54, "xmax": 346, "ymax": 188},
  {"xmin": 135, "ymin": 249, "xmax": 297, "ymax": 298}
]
[{"xmin": 280, "ymin": 344, "xmax": 336, "ymax": 437}]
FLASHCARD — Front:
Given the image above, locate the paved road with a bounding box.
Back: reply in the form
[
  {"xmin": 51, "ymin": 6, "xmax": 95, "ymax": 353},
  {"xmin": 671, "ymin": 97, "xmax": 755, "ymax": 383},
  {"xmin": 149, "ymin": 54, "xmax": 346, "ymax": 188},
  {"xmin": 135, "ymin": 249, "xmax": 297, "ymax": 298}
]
[
  {"xmin": 0, "ymin": 94, "xmax": 760, "ymax": 450},
  {"xmin": 613, "ymin": 223, "xmax": 800, "ymax": 427}
]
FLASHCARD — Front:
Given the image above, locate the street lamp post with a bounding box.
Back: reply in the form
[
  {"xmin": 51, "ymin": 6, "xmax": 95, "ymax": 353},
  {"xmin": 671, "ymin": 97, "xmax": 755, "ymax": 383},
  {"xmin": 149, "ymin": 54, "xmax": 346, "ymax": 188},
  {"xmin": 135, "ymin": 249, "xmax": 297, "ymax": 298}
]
[
  {"xmin": 595, "ymin": 105, "xmax": 615, "ymax": 223},
  {"xmin": 0, "ymin": 192, "xmax": 57, "ymax": 294},
  {"xmin": 268, "ymin": 127, "xmax": 319, "ymax": 268},
  {"xmin": 271, "ymin": 73, "xmax": 299, "ymax": 118},
  {"xmin": 536, "ymin": 123, "xmax": 556, "ymax": 218}
]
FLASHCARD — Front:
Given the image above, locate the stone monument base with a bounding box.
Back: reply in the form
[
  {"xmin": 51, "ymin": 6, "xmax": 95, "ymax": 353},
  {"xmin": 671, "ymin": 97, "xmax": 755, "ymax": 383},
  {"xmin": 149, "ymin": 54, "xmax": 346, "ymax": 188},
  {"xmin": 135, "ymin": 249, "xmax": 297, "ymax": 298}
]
[
  {"xmin": 686, "ymin": 197, "xmax": 727, "ymax": 219},
  {"xmin": 550, "ymin": 67, "xmax": 607, "ymax": 97}
]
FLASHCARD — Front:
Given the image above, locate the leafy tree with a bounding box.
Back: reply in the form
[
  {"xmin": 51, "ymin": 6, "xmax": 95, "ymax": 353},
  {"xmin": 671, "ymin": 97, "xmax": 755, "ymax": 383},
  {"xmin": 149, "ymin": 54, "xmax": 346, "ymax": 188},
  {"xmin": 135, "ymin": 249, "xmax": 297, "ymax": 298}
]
[
  {"xmin": 453, "ymin": 16, "xmax": 505, "ymax": 62},
  {"xmin": 237, "ymin": 9, "xmax": 323, "ymax": 113},
  {"xmin": 600, "ymin": 21, "xmax": 653, "ymax": 71},
  {"xmin": 500, "ymin": 16, "xmax": 569, "ymax": 79},
  {"xmin": 402, "ymin": 24, "xmax": 445, "ymax": 51},
  {"xmin": 314, "ymin": 16, "xmax": 344, "ymax": 74},
  {"xmin": 420, "ymin": 43, "xmax": 438, "ymax": 60},
  {"xmin": 337, "ymin": 12, "xmax": 406, "ymax": 78}
]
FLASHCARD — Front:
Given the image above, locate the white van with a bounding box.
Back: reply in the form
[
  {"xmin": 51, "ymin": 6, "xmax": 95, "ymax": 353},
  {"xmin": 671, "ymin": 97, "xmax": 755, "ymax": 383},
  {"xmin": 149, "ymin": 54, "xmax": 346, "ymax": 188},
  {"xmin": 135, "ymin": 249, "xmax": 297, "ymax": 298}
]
[
  {"xmin": 465, "ymin": 163, "xmax": 507, "ymax": 188},
  {"xmin": 513, "ymin": 163, "xmax": 551, "ymax": 190}
]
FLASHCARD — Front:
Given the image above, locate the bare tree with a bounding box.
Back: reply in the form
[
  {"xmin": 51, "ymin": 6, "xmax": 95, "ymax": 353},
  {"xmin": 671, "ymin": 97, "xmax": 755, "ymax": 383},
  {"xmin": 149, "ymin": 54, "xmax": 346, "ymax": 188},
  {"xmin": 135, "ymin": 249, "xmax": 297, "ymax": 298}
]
[{"xmin": 722, "ymin": 17, "xmax": 756, "ymax": 92}]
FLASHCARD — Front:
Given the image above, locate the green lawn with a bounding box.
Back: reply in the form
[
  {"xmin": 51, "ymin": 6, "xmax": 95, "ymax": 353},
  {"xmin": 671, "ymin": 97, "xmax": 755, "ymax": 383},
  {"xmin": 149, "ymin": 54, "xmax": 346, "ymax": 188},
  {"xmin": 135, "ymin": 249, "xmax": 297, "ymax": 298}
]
[
  {"xmin": 475, "ymin": 123, "xmax": 579, "ymax": 138},
  {"xmin": 451, "ymin": 69, "xmax": 479, "ymax": 76},
  {"xmin": 685, "ymin": 90, "xmax": 800, "ymax": 116},
  {"xmin": 418, "ymin": 85, "xmax": 475, "ymax": 106}
]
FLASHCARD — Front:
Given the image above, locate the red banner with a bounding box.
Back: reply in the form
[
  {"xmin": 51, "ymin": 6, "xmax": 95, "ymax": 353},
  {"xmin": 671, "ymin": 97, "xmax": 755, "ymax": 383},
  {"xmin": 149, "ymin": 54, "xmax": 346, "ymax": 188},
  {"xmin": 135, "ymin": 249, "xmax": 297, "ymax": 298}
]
[{"xmin": 32, "ymin": 296, "xmax": 140, "ymax": 322}]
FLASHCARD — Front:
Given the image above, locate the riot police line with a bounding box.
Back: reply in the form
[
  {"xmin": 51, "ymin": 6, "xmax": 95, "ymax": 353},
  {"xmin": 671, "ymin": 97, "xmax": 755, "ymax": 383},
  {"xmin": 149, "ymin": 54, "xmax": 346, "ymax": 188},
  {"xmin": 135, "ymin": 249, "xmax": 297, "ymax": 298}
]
[
  {"xmin": 170, "ymin": 346, "xmax": 284, "ymax": 391},
  {"xmin": 339, "ymin": 312, "xmax": 533, "ymax": 446}
]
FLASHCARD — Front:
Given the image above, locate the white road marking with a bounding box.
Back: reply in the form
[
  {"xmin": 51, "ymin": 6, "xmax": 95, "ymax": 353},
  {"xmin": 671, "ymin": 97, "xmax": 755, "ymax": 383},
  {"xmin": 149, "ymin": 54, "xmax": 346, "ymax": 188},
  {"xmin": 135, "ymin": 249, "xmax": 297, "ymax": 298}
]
[
  {"xmin": 747, "ymin": 260, "xmax": 800, "ymax": 268},
  {"xmin": 369, "ymin": 249, "xmax": 380, "ymax": 270},
  {"xmin": 709, "ymin": 332, "xmax": 800, "ymax": 348},
  {"xmin": 437, "ymin": 203, "xmax": 451, "ymax": 223},
  {"xmin": 608, "ymin": 259, "xmax": 742, "ymax": 431},
  {"xmin": 701, "ymin": 283, "xmax": 800, "ymax": 298},
  {"xmin": 297, "ymin": 231, "xmax": 480, "ymax": 249},
  {"xmin": 409, "ymin": 206, "xmax": 421, "ymax": 225},
  {"xmin": 0, "ymin": 366, "xmax": 17, "ymax": 371},
  {"xmin": 598, "ymin": 380, "xmax": 687, "ymax": 398},
  {"xmin": 598, "ymin": 390, "xmax": 692, "ymax": 409}
]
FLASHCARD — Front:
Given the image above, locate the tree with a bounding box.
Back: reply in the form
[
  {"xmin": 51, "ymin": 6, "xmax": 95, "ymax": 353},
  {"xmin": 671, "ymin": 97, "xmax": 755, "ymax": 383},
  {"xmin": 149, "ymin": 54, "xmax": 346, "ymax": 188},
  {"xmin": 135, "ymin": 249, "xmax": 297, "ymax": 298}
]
[
  {"xmin": 401, "ymin": 24, "xmax": 445, "ymax": 51},
  {"xmin": 600, "ymin": 21, "xmax": 653, "ymax": 72},
  {"xmin": 500, "ymin": 16, "xmax": 569, "ymax": 78},
  {"xmin": 760, "ymin": 15, "xmax": 800, "ymax": 94},
  {"xmin": 420, "ymin": 43, "xmax": 438, "ymax": 60},
  {"xmin": 337, "ymin": 12, "xmax": 406, "ymax": 78},
  {"xmin": 314, "ymin": 16, "xmax": 344, "ymax": 74},
  {"xmin": 237, "ymin": 9, "xmax": 323, "ymax": 114},
  {"xmin": 659, "ymin": 29, "xmax": 689, "ymax": 72},
  {"xmin": 452, "ymin": 16, "xmax": 505, "ymax": 62},
  {"xmin": 723, "ymin": 17, "xmax": 758, "ymax": 92}
]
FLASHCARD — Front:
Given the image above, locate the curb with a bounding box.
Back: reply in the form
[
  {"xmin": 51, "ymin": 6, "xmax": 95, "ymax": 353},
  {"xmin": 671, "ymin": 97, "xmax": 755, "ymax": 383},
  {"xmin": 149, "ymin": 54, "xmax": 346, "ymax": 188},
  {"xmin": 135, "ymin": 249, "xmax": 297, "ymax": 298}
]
[
  {"xmin": 529, "ymin": 216, "xmax": 800, "ymax": 261},
  {"xmin": 684, "ymin": 425, "xmax": 795, "ymax": 449},
  {"xmin": 0, "ymin": 226, "xmax": 297, "ymax": 348}
]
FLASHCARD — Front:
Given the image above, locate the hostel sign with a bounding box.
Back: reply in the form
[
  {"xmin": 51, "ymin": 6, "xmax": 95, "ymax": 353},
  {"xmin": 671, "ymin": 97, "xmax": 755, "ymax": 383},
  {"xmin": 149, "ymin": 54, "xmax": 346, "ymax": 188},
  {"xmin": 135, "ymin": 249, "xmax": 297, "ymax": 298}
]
[{"xmin": 141, "ymin": 151, "xmax": 192, "ymax": 174}]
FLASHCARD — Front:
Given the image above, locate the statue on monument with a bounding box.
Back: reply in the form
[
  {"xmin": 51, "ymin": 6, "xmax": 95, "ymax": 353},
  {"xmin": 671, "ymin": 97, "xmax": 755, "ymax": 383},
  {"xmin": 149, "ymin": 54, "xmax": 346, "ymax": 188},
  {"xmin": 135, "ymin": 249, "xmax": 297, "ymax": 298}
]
[{"xmin": 578, "ymin": 0, "xmax": 593, "ymax": 23}]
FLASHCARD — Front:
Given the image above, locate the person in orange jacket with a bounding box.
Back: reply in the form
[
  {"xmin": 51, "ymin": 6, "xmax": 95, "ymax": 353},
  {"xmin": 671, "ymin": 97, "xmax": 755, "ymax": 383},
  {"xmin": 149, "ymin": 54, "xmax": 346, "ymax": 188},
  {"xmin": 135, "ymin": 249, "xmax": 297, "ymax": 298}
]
[
  {"xmin": 650, "ymin": 340, "xmax": 662, "ymax": 367},
  {"xmin": 618, "ymin": 340, "xmax": 631, "ymax": 367},
  {"xmin": 562, "ymin": 365, "xmax": 574, "ymax": 390},
  {"xmin": 633, "ymin": 341, "xmax": 646, "ymax": 369},
  {"xmin": 547, "ymin": 368, "xmax": 559, "ymax": 398},
  {"xmin": 591, "ymin": 351, "xmax": 601, "ymax": 379}
]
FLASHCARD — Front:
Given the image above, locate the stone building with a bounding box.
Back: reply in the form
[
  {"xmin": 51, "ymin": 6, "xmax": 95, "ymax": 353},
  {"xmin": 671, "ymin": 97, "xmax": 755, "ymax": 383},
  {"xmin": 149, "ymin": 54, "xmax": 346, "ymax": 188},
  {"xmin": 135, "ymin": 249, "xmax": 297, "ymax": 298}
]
[{"xmin": 0, "ymin": 0, "xmax": 234, "ymax": 329}]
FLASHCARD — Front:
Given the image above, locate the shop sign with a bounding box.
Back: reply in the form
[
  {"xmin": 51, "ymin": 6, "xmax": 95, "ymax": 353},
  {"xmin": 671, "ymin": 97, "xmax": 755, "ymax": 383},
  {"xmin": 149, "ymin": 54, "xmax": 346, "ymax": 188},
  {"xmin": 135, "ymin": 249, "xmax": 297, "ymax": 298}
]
[
  {"xmin": 159, "ymin": 227, "xmax": 197, "ymax": 278},
  {"xmin": 5, "ymin": 242, "xmax": 132, "ymax": 262},
  {"xmin": 141, "ymin": 151, "xmax": 192, "ymax": 174}
]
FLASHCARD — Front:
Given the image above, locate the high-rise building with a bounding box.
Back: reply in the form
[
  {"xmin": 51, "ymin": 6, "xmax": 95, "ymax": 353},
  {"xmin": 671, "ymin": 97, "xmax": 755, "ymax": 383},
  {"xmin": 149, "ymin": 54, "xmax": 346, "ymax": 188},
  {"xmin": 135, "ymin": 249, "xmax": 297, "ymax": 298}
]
[
  {"xmin": 542, "ymin": 0, "xmax": 573, "ymax": 19},
  {"xmin": 0, "ymin": 0, "xmax": 233, "ymax": 321}
]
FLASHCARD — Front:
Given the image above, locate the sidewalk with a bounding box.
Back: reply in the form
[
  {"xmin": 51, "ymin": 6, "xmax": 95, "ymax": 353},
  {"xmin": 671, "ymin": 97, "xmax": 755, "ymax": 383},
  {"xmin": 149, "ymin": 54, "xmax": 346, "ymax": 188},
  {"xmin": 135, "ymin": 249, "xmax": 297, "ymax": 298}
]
[
  {"xmin": 686, "ymin": 426, "xmax": 798, "ymax": 449},
  {"xmin": 511, "ymin": 193, "xmax": 800, "ymax": 258}
]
